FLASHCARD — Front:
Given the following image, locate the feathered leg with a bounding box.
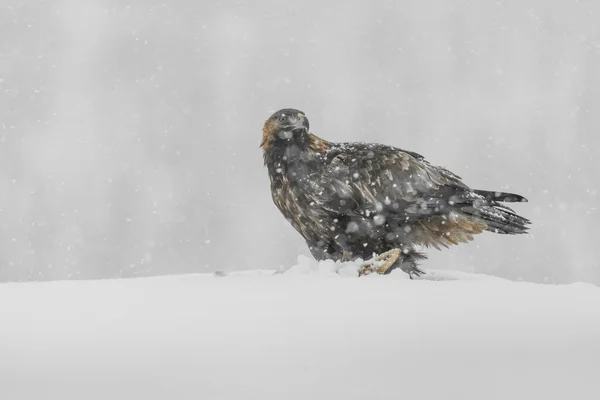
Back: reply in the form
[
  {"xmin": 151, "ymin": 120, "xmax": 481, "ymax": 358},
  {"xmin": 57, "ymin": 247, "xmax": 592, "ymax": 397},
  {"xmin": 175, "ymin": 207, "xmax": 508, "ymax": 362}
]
[{"xmin": 394, "ymin": 250, "xmax": 427, "ymax": 278}]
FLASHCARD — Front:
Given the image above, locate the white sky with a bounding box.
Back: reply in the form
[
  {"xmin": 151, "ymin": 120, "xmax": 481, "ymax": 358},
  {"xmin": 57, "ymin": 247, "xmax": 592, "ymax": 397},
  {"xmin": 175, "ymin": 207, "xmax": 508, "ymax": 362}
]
[{"xmin": 0, "ymin": 0, "xmax": 598, "ymax": 284}]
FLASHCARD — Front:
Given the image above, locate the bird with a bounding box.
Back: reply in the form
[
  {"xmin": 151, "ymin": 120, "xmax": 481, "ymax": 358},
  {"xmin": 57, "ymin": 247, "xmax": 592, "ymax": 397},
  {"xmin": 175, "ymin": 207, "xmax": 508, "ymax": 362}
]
[{"xmin": 261, "ymin": 108, "xmax": 530, "ymax": 277}]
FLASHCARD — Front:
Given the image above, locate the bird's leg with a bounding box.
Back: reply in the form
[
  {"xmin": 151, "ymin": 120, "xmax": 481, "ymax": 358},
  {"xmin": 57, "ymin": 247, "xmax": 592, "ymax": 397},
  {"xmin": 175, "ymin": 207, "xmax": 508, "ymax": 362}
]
[
  {"xmin": 358, "ymin": 249, "xmax": 401, "ymax": 276},
  {"xmin": 399, "ymin": 260, "xmax": 426, "ymax": 279},
  {"xmin": 359, "ymin": 249, "xmax": 426, "ymax": 278},
  {"xmin": 396, "ymin": 250, "xmax": 427, "ymax": 278}
]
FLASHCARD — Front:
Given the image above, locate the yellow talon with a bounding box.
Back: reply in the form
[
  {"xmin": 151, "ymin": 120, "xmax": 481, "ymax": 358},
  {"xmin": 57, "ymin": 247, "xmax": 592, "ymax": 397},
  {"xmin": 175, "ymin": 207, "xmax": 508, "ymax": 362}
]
[{"xmin": 358, "ymin": 249, "xmax": 401, "ymax": 276}]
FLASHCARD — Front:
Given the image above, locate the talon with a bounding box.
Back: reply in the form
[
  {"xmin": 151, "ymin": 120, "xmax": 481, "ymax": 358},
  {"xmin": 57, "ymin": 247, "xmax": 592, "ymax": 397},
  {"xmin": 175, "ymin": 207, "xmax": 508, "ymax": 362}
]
[
  {"xmin": 359, "ymin": 249, "xmax": 401, "ymax": 276},
  {"xmin": 408, "ymin": 267, "xmax": 426, "ymax": 279}
]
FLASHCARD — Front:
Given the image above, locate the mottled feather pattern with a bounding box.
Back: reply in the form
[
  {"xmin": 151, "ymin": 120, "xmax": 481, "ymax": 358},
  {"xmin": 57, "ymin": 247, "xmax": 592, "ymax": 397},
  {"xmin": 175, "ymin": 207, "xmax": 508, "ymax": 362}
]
[
  {"xmin": 316, "ymin": 143, "xmax": 498, "ymax": 250},
  {"xmin": 261, "ymin": 109, "xmax": 530, "ymax": 273}
]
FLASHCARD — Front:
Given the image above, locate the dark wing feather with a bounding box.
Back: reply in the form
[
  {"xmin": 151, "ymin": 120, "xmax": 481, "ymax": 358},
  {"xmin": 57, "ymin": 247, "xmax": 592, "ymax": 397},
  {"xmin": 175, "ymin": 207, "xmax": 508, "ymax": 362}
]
[
  {"xmin": 315, "ymin": 143, "xmax": 529, "ymax": 248},
  {"xmin": 472, "ymin": 189, "xmax": 528, "ymax": 203},
  {"xmin": 317, "ymin": 143, "xmax": 467, "ymax": 217}
]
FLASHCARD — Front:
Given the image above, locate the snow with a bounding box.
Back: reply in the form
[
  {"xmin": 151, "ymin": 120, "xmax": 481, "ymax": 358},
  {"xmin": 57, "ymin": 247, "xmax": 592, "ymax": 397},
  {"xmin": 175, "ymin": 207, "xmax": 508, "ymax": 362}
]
[{"xmin": 1, "ymin": 257, "xmax": 599, "ymax": 400}]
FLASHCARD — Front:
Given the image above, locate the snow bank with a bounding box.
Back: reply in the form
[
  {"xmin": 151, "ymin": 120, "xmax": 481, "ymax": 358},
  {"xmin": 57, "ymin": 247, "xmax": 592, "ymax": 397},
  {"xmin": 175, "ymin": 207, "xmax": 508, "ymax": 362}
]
[{"xmin": 1, "ymin": 257, "xmax": 599, "ymax": 400}]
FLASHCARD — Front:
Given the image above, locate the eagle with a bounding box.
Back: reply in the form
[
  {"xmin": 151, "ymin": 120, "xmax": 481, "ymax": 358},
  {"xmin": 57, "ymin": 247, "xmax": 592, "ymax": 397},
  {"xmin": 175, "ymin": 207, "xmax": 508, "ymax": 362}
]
[{"xmin": 261, "ymin": 108, "xmax": 530, "ymax": 276}]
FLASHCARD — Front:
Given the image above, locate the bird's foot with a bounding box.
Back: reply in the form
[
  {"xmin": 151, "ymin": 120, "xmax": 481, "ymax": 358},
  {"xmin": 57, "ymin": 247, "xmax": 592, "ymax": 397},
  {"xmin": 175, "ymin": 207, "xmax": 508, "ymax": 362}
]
[
  {"xmin": 402, "ymin": 264, "xmax": 426, "ymax": 279},
  {"xmin": 358, "ymin": 249, "xmax": 401, "ymax": 276},
  {"xmin": 359, "ymin": 249, "xmax": 426, "ymax": 279}
]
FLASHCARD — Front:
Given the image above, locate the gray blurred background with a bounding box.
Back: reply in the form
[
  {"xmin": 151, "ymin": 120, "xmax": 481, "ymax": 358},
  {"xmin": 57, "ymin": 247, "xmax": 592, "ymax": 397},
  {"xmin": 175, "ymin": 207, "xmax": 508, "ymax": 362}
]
[{"xmin": 0, "ymin": 0, "xmax": 598, "ymax": 284}]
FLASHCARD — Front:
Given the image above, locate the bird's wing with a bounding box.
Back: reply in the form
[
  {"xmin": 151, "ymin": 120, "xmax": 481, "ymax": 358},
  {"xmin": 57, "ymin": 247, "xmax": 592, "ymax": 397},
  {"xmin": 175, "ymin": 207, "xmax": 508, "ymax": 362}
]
[
  {"xmin": 314, "ymin": 143, "xmax": 528, "ymax": 249},
  {"xmin": 316, "ymin": 142, "xmax": 469, "ymax": 218}
]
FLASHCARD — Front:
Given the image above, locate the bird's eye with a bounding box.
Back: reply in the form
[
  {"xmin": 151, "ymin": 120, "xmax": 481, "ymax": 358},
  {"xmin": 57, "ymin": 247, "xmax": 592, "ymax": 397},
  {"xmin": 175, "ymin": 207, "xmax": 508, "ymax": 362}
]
[{"xmin": 278, "ymin": 114, "xmax": 287, "ymax": 123}]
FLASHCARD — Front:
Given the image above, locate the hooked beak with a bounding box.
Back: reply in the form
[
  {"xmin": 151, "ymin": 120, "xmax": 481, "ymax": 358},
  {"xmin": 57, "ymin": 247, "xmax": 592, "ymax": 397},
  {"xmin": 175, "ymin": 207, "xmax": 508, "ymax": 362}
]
[{"xmin": 292, "ymin": 112, "xmax": 309, "ymax": 133}]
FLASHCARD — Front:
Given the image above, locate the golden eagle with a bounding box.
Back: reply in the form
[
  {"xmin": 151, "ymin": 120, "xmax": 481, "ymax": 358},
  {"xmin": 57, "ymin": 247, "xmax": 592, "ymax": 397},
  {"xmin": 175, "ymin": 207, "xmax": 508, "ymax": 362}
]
[{"xmin": 261, "ymin": 108, "xmax": 530, "ymax": 276}]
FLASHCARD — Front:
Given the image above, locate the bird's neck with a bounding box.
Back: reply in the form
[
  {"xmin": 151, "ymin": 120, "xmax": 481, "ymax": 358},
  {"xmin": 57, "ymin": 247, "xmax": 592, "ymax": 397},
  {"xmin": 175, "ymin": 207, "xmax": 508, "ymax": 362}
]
[{"xmin": 264, "ymin": 133, "xmax": 328, "ymax": 185}]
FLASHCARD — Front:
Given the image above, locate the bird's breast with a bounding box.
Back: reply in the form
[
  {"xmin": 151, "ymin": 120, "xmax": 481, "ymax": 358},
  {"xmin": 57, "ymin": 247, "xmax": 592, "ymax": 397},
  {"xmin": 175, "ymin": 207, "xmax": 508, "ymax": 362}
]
[{"xmin": 269, "ymin": 161, "xmax": 331, "ymax": 238}]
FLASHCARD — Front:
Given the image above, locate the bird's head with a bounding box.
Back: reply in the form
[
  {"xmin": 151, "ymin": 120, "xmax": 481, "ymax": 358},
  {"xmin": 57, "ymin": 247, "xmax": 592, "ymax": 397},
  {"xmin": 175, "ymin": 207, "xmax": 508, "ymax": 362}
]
[{"xmin": 260, "ymin": 108, "xmax": 310, "ymax": 151}]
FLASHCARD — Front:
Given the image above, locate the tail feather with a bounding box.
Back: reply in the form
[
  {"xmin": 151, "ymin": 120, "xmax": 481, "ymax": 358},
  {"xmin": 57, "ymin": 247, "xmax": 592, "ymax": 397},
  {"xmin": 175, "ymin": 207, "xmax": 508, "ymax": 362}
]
[
  {"xmin": 415, "ymin": 186, "xmax": 531, "ymax": 236},
  {"xmin": 473, "ymin": 189, "xmax": 528, "ymax": 203},
  {"xmin": 447, "ymin": 188, "xmax": 531, "ymax": 235},
  {"xmin": 460, "ymin": 202, "xmax": 531, "ymax": 235}
]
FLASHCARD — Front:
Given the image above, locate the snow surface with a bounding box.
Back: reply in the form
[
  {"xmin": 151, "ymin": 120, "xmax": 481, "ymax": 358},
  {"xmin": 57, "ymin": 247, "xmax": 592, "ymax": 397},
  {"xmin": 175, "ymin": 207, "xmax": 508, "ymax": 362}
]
[{"xmin": 1, "ymin": 256, "xmax": 599, "ymax": 400}]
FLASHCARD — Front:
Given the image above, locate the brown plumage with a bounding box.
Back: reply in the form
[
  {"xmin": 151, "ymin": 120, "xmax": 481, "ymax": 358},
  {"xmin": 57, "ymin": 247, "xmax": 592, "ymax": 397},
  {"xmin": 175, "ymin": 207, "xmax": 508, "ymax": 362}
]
[{"xmin": 261, "ymin": 108, "xmax": 531, "ymax": 276}]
